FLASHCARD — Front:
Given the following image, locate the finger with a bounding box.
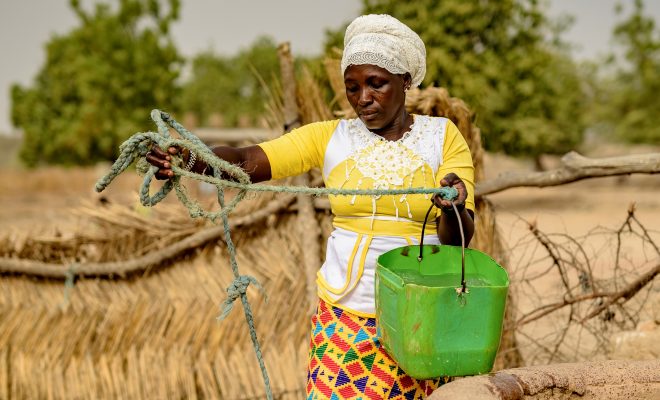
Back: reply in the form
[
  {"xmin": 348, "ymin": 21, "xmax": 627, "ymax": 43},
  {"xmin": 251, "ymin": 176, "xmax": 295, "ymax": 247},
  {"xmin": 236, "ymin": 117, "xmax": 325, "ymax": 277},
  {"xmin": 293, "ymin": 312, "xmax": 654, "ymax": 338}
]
[
  {"xmin": 154, "ymin": 146, "xmax": 173, "ymax": 161},
  {"xmin": 155, "ymin": 169, "xmax": 174, "ymax": 180},
  {"xmin": 167, "ymin": 146, "xmax": 179, "ymax": 155},
  {"xmin": 439, "ymin": 177, "xmax": 457, "ymax": 187},
  {"xmin": 454, "ymin": 181, "xmax": 468, "ymax": 204},
  {"xmin": 146, "ymin": 152, "xmax": 171, "ymax": 169},
  {"xmin": 431, "ymin": 194, "xmax": 451, "ymax": 209},
  {"xmin": 150, "ymin": 145, "xmax": 169, "ymax": 158},
  {"xmin": 440, "ymin": 199, "xmax": 453, "ymax": 208},
  {"xmin": 442, "ymin": 172, "xmax": 460, "ymax": 185}
]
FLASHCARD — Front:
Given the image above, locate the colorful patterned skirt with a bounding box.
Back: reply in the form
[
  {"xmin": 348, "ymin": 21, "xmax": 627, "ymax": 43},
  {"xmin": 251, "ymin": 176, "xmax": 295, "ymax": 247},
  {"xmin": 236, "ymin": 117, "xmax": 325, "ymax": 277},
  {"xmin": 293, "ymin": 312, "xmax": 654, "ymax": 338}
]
[{"xmin": 306, "ymin": 300, "xmax": 448, "ymax": 399}]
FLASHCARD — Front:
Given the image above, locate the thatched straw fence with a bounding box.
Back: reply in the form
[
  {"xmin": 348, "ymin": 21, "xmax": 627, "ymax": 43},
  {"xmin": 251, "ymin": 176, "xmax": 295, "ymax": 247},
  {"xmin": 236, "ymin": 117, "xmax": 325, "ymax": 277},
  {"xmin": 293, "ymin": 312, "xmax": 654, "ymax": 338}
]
[
  {"xmin": 1, "ymin": 196, "xmax": 318, "ymax": 398},
  {"xmin": 0, "ymin": 50, "xmax": 510, "ymax": 399}
]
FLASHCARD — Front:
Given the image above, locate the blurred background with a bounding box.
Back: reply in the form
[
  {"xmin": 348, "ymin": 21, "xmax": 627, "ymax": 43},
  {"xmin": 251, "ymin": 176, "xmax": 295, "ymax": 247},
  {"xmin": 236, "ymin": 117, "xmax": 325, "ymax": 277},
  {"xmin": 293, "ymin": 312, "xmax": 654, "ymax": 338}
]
[
  {"xmin": 0, "ymin": 1, "xmax": 658, "ymax": 398},
  {"xmin": 1, "ymin": 0, "xmax": 660, "ymax": 165}
]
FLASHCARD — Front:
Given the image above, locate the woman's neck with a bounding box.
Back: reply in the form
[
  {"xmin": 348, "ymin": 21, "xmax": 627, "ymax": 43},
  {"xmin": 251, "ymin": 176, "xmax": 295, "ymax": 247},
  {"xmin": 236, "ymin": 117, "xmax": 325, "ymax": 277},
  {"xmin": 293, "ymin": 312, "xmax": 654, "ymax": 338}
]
[{"xmin": 369, "ymin": 110, "xmax": 413, "ymax": 141}]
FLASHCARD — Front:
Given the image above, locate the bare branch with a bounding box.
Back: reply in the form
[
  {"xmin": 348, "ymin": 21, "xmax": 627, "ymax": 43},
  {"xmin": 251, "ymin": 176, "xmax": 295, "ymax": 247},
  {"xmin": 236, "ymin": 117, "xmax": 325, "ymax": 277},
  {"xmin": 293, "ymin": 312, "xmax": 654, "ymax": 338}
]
[
  {"xmin": 476, "ymin": 151, "xmax": 660, "ymax": 197},
  {"xmin": 516, "ymin": 292, "xmax": 609, "ymax": 327},
  {"xmin": 527, "ymin": 221, "xmax": 572, "ymax": 295},
  {"xmin": 580, "ymin": 263, "xmax": 660, "ymax": 323},
  {"xmin": 0, "ymin": 195, "xmax": 297, "ymax": 279},
  {"xmin": 516, "ymin": 263, "xmax": 659, "ymax": 327}
]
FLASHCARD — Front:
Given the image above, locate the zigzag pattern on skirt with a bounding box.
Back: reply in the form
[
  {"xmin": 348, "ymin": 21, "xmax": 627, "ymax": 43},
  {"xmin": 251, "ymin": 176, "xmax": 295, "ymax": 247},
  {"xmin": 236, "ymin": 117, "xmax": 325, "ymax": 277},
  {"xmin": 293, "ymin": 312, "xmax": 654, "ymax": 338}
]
[{"xmin": 306, "ymin": 299, "xmax": 447, "ymax": 399}]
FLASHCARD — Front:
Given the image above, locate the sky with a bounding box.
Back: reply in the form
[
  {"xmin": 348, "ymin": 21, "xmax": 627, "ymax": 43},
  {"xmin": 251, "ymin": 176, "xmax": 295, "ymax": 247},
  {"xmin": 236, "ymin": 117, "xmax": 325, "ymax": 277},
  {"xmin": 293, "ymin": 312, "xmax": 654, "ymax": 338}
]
[{"xmin": 1, "ymin": 0, "xmax": 659, "ymax": 134}]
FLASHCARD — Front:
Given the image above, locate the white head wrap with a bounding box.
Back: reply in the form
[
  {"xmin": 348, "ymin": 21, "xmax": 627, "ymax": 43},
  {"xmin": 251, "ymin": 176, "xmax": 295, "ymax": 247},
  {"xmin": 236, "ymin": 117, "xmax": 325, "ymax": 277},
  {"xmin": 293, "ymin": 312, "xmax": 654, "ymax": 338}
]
[{"xmin": 341, "ymin": 14, "xmax": 426, "ymax": 87}]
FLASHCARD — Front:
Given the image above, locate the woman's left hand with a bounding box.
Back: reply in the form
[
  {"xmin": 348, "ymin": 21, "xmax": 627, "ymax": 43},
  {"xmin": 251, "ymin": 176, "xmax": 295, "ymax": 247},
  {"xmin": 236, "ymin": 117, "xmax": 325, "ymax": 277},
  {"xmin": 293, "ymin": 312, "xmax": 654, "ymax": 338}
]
[{"xmin": 432, "ymin": 172, "xmax": 467, "ymax": 212}]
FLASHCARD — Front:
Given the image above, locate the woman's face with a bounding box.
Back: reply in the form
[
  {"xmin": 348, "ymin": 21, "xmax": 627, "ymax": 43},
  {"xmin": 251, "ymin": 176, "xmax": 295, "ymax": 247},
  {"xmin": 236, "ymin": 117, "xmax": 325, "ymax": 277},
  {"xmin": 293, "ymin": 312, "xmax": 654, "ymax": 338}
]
[{"xmin": 344, "ymin": 64, "xmax": 410, "ymax": 130}]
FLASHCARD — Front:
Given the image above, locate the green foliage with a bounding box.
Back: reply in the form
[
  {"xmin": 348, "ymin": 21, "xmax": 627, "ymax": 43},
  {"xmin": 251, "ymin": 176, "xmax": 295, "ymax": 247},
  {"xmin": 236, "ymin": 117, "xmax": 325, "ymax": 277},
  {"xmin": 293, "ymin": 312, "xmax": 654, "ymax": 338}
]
[
  {"xmin": 11, "ymin": 0, "xmax": 182, "ymax": 167},
  {"xmin": 327, "ymin": 0, "xmax": 587, "ymax": 157},
  {"xmin": 594, "ymin": 0, "xmax": 660, "ymax": 143},
  {"xmin": 180, "ymin": 36, "xmax": 281, "ymax": 127}
]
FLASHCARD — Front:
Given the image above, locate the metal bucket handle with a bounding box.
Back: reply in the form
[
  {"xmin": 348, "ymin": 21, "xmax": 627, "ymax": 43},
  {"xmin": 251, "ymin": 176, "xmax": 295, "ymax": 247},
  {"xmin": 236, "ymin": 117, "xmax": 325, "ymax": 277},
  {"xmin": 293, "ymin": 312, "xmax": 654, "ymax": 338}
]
[{"xmin": 418, "ymin": 201, "xmax": 468, "ymax": 295}]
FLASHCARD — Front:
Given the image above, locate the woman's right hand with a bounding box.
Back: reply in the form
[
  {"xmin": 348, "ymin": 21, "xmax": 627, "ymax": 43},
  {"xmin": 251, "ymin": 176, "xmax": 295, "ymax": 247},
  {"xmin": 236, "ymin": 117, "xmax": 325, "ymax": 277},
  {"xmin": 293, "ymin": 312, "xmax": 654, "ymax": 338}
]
[{"xmin": 146, "ymin": 145, "xmax": 180, "ymax": 180}]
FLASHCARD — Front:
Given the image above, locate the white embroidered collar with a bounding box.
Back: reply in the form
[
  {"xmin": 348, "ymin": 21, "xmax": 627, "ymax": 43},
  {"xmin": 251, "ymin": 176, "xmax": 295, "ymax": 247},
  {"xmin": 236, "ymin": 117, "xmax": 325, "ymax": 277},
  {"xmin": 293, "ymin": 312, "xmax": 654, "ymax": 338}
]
[
  {"xmin": 343, "ymin": 115, "xmax": 434, "ymax": 220},
  {"xmin": 348, "ymin": 115, "xmax": 428, "ymax": 149}
]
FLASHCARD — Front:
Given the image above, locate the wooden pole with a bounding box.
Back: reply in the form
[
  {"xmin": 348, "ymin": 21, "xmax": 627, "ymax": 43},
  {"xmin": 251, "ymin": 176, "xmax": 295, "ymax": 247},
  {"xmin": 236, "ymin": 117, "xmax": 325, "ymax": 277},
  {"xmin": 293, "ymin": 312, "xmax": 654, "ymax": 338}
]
[{"xmin": 277, "ymin": 42, "xmax": 322, "ymax": 313}]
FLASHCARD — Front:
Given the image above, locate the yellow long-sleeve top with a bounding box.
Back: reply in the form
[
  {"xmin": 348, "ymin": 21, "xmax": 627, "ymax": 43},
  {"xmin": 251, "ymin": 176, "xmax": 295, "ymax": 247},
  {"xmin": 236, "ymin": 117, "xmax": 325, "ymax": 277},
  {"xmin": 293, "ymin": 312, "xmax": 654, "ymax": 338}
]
[{"xmin": 258, "ymin": 116, "xmax": 474, "ymax": 317}]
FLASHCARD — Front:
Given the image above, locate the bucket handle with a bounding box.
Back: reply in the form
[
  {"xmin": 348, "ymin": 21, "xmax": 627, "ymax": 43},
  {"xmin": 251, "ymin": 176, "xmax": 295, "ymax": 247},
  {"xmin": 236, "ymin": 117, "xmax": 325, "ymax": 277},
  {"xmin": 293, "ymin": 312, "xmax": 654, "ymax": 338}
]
[{"xmin": 418, "ymin": 202, "xmax": 468, "ymax": 295}]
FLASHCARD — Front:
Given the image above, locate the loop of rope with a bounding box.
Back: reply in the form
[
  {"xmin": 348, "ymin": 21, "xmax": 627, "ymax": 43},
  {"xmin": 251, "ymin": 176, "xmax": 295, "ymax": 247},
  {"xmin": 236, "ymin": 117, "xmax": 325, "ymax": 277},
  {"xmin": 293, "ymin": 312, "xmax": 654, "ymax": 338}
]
[
  {"xmin": 95, "ymin": 110, "xmax": 458, "ymax": 221},
  {"xmin": 94, "ymin": 109, "xmax": 460, "ymax": 399}
]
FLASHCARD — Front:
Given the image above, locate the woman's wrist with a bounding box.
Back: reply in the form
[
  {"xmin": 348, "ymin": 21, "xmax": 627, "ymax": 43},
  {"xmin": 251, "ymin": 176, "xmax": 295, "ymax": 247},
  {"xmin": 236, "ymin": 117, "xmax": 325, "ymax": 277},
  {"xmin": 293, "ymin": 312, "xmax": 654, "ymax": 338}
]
[
  {"xmin": 183, "ymin": 149, "xmax": 211, "ymax": 175},
  {"xmin": 441, "ymin": 202, "xmax": 465, "ymax": 214},
  {"xmin": 184, "ymin": 150, "xmax": 197, "ymax": 171}
]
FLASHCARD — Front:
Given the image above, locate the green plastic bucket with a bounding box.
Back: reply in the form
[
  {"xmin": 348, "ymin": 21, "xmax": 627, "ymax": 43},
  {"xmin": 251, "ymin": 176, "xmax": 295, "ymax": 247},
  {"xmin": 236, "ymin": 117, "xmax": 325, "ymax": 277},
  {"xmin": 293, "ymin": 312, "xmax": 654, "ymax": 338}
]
[{"xmin": 375, "ymin": 244, "xmax": 509, "ymax": 379}]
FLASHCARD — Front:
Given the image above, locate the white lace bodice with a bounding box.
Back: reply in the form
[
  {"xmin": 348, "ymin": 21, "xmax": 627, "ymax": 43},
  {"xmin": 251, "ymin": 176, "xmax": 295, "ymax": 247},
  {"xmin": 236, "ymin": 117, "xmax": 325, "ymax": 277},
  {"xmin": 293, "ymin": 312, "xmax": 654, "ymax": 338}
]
[{"xmin": 333, "ymin": 116, "xmax": 445, "ymax": 219}]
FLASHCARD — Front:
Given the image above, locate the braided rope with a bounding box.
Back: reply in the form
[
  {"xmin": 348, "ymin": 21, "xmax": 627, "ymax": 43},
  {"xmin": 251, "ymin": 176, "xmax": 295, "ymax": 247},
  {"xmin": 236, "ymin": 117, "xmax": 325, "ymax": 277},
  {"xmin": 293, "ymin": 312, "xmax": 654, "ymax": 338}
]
[
  {"xmin": 95, "ymin": 110, "xmax": 458, "ymax": 399},
  {"xmin": 61, "ymin": 263, "xmax": 77, "ymax": 308}
]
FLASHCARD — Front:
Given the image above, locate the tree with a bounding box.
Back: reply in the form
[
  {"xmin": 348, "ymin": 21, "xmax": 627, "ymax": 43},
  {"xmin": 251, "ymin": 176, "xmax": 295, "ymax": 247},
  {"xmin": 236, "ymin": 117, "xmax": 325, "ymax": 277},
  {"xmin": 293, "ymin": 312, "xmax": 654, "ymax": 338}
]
[
  {"xmin": 326, "ymin": 0, "xmax": 586, "ymax": 161},
  {"xmin": 180, "ymin": 36, "xmax": 281, "ymax": 127},
  {"xmin": 595, "ymin": 0, "xmax": 660, "ymax": 143},
  {"xmin": 11, "ymin": 0, "xmax": 182, "ymax": 166}
]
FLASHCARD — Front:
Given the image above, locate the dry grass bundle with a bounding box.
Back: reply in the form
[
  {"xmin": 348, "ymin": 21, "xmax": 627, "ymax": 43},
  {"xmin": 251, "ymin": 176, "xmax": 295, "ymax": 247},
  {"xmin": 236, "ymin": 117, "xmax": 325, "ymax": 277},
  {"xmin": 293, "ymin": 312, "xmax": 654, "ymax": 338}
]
[
  {"xmin": 296, "ymin": 66, "xmax": 335, "ymax": 125},
  {"xmin": 1, "ymin": 205, "xmax": 319, "ymax": 398},
  {"xmin": 0, "ymin": 167, "xmax": 319, "ymax": 397},
  {"xmin": 405, "ymin": 87, "xmax": 484, "ymax": 182},
  {"xmin": 0, "ymin": 183, "xmax": 283, "ymax": 265}
]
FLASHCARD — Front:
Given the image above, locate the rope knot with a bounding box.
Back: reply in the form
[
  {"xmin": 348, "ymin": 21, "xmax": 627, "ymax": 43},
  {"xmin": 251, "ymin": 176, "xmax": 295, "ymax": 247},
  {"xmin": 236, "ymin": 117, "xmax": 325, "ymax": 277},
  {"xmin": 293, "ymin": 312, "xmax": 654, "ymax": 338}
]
[{"xmin": 218, "ymin": 275, "xmax": 267, "ymax": 321}]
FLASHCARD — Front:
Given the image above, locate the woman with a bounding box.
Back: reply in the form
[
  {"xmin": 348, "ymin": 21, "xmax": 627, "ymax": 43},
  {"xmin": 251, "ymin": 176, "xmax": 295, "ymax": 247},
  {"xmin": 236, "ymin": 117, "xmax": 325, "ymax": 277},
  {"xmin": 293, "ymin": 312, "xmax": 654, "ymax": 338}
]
[{"xmin": 149, "ymin": 14, "xmax": 474, "ymax": 400}]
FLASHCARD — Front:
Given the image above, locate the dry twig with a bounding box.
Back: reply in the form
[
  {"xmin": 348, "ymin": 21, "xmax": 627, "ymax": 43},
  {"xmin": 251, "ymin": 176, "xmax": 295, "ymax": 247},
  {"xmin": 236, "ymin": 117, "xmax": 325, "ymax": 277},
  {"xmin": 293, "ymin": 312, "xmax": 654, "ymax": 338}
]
[{"xmin": 510, "ymin": 206, "xmax": 659, "ymax": 363}]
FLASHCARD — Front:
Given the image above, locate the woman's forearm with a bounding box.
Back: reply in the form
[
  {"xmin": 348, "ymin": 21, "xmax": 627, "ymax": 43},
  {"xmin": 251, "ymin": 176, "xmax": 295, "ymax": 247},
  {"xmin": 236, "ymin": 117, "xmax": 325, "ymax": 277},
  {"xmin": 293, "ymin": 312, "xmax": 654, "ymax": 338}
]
[{"xmin": 192, "ymin": 145, "xmax": 272, "ymax": 183}]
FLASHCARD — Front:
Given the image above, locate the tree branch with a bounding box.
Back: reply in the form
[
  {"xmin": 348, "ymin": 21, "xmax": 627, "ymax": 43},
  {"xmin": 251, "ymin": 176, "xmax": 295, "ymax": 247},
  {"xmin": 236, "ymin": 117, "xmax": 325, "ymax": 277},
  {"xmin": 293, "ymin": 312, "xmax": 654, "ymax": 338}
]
[
  {"xmin": 516, "ymin": 263, "xmax": 660, "ymax": 327},
  {"xmin": 279, "ymin": 42, "xmax": 321, "ymax": 311},
  {"xmin": 0, "ymin": 195, "xmax": 297, "ymax": 279},
  {"xmin": 579, "ymin": 263, "xmax": 660, "ymax": 323},
  {"xmin": 476, "ymin": 151, "xmax": 660, "ymax": 197}
]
